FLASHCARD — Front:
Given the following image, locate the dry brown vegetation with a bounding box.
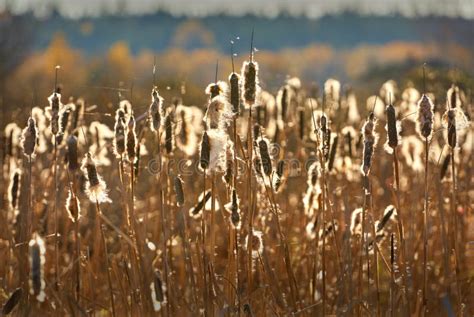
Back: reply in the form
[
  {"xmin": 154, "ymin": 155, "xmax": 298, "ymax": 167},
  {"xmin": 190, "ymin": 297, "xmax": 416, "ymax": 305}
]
[{"xmin": 0, "ymin": 42, "xmax": 473, "ymax": 317}]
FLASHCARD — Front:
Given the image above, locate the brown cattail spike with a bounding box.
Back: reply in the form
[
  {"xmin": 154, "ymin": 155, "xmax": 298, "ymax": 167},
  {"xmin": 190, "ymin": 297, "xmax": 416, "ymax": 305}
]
[
  {"xmin": 66, "ymin": 135, "xmax": 79, "ymax": 171},
  {"xmin": 229, "ymin": 72, "xmax": 240, "ymax": 114},
  {"xmin": 113, "ymin": 109, "xmax": 126, "ymax": 157},
  {"xmin": 416, "ymin": 94, "xmax": 434, "ymax": 140},
  {"xmin": 21, "ymin": 117, "xmax": 38, "ymax": 157},
  {"xmin": 328, "ymin": 134, "xmax": 338, "ymax": 171},
  {"xmin": 149, "ymin": 88, "xmax": 163, "ymax": 132},
  {"xmin": 190, "ymin": 191, "xmax": 212, "ymax": 216},
  {"xmin": 2, "ymin": 288, "xmax": 23, "ymax": 315},
  {"xmin": 258, "ymin": 138, "xmax": 272, "ymax": 176},
  {"xmin": 199, "ymin": 131, "xmax": 210, "ymax": 170},
  {"xmin": 126, "ymin": 115, "xmax": 137, "ymax": 161},
  {"xmin": 440, "ymin": 153, "xmax": 451, "ymax": 180},
  {"xmin": 174, "ymin": 176, "xmax": 185, "ymax": 207},
  {"xmin": 386, "ymin": 103, "xmax": 398, "ymax": 149},
  {"xmin": 8, "ymin": 170, "xmax": 21, "ymax": 210},
  {"xmin": 241, "ymin": 60, "xmax": 259, "ymax": 106},
  {"xmin": 361, "ymin": 113, "xmax": 378, "ymax": 176},
  {"xmin": 29, "ymin": 234, "xmax": 46, "ymax": 302}
]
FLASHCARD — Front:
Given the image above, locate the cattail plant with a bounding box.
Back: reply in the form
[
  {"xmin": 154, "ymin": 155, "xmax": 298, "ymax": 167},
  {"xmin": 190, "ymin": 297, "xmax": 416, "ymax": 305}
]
[
  {"xmin": 81, "ymin": 153, "xmax": 111, "ymax": 204},
  {"xmin": 126, "ymin": 115, "xmax": 137, "ymax": 163},
  {"xmin": 149, "ymin": 88, "xmax": 164, "ymax": 132},
  {"xmin": 189, "ymin": 190, "xmax": 212, "ymax": 217},
  {"xmin": 81, "ymin": 152, "xmax": 115, "ymax": 314},
  {"xmin": 21, "ymin": 117, "xmax": 38, "ymax": 158},
  {"xmin": 8, "ymin": 169, "xmax": 21, "ymax": 210},
  {"xmin": 150, "ymin": 270, "xmax": 166, "ymax": 312},
  {"xmin": 66, "ymin": 186, "xmax": 82, "ymax": 301},
  {"xmin": 174, "ymin": 176, "xmax": 185, "ymax": 207},
  {"xmin": 360, "ymin": 112, "xmax": 378, "ymax": 176},
  {"xmin": 225, "ymin": 188, "xmax": 241, "ymax": 229},
  {"xmin": 66, "ymin": 135, "xmax": 79, "ymax": 171},
  {"xmin": 2, "ymin": 288, "xmax": 23, "ymax": 315},
  {"xmin": 113, "ymin": 109, "xmax": 126, "ymax": 158},
  {"xmin": 273, "ymin": 160, "xmax": 285, "ymax": 192},
  {"xmin": 199, "ymin": 131, "xmax": 210, "ymax": 171},
  {"xmin": 29, "ymin": 234, "xmax": 46, "ymax": 302},
  {"xmin": 229, "ymin": 72, "xmax": 240, "ymax": 115},
  {"xmin": 416, "ymin": 65, "xmax": 434, "ymax": 312},
  {"xmin": 241, "ymin": 57, "xmax": 259, "ymax": 107},
  {"xmin": 258, "ymin": 137, "xmax": 272, "ymax": 176}
]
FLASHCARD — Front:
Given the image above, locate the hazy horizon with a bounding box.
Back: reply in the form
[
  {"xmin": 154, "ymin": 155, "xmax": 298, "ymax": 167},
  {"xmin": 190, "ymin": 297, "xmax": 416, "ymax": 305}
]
[{"xmin": 2, "ymin": 0, "xmax": 474, "ymax": 19}]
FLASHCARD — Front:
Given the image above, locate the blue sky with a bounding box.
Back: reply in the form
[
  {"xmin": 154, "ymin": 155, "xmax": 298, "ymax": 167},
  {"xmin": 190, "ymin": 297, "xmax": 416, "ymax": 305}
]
[{"xmin": 2, "ymin": 0, "xmax": 473, "ymax": 19}]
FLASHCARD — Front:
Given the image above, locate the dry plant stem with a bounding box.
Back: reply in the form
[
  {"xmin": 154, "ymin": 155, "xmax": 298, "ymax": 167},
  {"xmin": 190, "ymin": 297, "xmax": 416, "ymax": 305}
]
[
  {"xmin": 210, "ymin": 172, "xmax": 216, "ymax": 262},
  {"xmin": 202, "ymin": 170, "xmax": 210, "ymax": 316},
  {"xmin": 262, "ymin": 178, "xmax": 299, "ymax": 310},
  {"xmin": 178, "ymin": 205, "xmax": 198, "ymax": 309},
  {"xmin": 393, "ymin": 150, "xmax": 411, "ymax": 314},
  {"xmin": 129, "ymin": 162, "xmax": 147, "ymax": 313},
  {"xmin": 74, "ymin": 212, "xmax": 81, "ymax": 302},
  {"xmin": 358, "ymin": 178, "xmax": 368, "ymax": 316},
  {"xmin": 422, "ymin": 138, "xmax": 429, "ymax": 313},
  {"xmin": 246, "ymin": 106, "xmax": 254, "ymax": 300},
  {"xmin": 390, "ymin": 235, "xmax": 395, "ymax": 317},
  {"xmin": 159, "ymin": 176, "xmax": 172, "ymax": 317},
  {"xmin": 95, "ymin": 200, "xmax": 116, "ymax": 317},
  {"xmin": 450, "ymin": 146, "xmax": 462, "ymax": 312},
  {"xmin": 53, "ymin": 136, "xmax": 60, "ymax": 291},
  {"xmin": 367, "ymin": 194, "xmax": 380, "ymax": 317}
]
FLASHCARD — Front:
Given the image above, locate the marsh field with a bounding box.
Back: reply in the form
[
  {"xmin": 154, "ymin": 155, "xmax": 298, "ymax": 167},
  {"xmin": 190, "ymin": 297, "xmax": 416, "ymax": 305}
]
[{"xmin": 0, "ymin": 2, "xmax": 473, "ymax": 316}]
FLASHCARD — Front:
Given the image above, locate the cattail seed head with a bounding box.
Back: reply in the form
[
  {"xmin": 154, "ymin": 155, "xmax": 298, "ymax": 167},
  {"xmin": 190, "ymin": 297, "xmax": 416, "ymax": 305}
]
[
  {"xmin": 174, "ymin": 176, "xmax": 185, "ymax": 207},
  {"xmin": 328, "ymin": 134, "xmax": 338, "ymax": 171},
  {"xmin": 29, "ymin": 233, "xmax": 46, "ymax": 302},
  {"xmin": 440, "ymin": 153, "xmax": 451, "ymax": 180},
  {"xmin": 223, "ymin": 145, "xmax": 234, "ymax": 185},
  {"xmin": 57, "ymin": 105, "xmax": 71, "ymax": 144},
  {"xmin": 149, "ymin": 88, "xmax": 164, "ymax": 132},
  {"xmin": 361, "ymin": 113, "xmax": 378, "ymax": 176},
  {"xmin": 299, "ymin": 109, "xmax": 305, "ymax": 140},
  {"xmin": 81, "ymin": 153, "xmax": 111, "ymax": 203},
  {"xmin": 66, "ymin": 189, "xmax": 81, "ymax": 222},
  {"xmin": 273, "ymin": 160, "xmax": 285, "ymax": 191},
  {"xmin": 445, "ymin": 109, "xmax": 457, "ymax": 148},
  {"xmin": 229, "ymin": 72, "xmax": 240, "ymax": 114},
  {"xmin": 113, "ymin": 109, "xmax": 126, "ymax": 157},
  {"xmin": 2, "ymin": 288, "xmax": 23, "ymax": 315},
  {"xmin": 241, "ymin": 61, "xmax": 259, "ymax": 106},
  {"xmin": 258, "ymin": 138, "xmax": 272, "ymax": 176},
  {"xmin": 307, "ymin": 161, "xmax": 320, "ymax": 188},
  {"xmin": 204, "ymin": 95, "xmax": 232, "ymax": 130},
  {"xmin": 48, "ymin": 92, "xmax": 62, "ymax": 135},
  {"xmin": 21, "ymin": 117, "xmax": 38, "ymax": 157},
  {"xmin": 199, "ymin": 131, "xmax": 210, "ymax": 170},
  {"xmin": 8, "ymin": 169, "xmax": 21, "ymax": 210},
  {"xmin": 150, "ymin": 270, "xmax": 167, "ymax": 312},
  {"xmin": 126, "ymin": 115, "xmax": 137, "ymax": 161},
  {"xmin": 205, "ymin": 81, "xmax": 228, "ymax": 99},
  {"xmin": 385, "ymin": 103, "xmax": 399, "ymax": 152},
  {"xmin": 416, "ymin": 94, "xmax": 434, "ymax": 140},
  {"xmin": 376, "ymin": 205, "xmax": 397, "ymax": 233},
  {"xmin": 66, "ymin": 135, "xmax": 79, "ymax": 171},
  {"xmin": 189, "ymin": 190, "xmax": 212, "ymax": 217},
  {"xmin": 244, "ymin": 230, "xmax": 264, "ymax": 259},
  {"xmin": 277, "ymin": 85, "xmax": 289, "ymax": 120},
  {"xmin": 225, "ymin": 189, "xmax": 241, "ymax": 229}
]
